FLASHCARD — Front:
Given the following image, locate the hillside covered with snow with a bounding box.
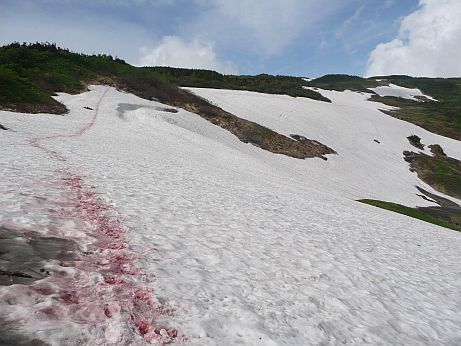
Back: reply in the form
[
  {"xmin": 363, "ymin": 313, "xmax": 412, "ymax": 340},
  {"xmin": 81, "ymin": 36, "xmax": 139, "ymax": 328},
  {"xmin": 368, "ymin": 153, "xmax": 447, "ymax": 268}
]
[{"xmin": 1, "ymin": 83, "xmax": 461, "ymax": 345}]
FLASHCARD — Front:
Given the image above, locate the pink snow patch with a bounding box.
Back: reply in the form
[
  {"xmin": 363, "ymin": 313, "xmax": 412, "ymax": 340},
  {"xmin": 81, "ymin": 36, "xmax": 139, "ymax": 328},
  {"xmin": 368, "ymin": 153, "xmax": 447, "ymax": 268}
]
[{"xmin": 53, "ymin": 169, "xmax": 180, "ymax": 343}]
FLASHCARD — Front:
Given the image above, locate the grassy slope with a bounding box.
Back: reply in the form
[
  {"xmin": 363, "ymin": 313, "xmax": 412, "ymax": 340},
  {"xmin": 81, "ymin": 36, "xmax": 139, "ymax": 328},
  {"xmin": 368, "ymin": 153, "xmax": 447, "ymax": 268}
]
[
  {"xmin": 0, "ymin": 64, "xmax": 67, "ymax": 113},
  {"xmin": 0, "ymin": 42, "xmax": 129, "ymax": 113},
  {"xmin": 404, "ymin": 150, "xmax": 461, "ymax": 200},
  {"xmin": 379, "ymin": 76, "xmax": 461, "ymax": 139},
  {"xmin": 0, "ymin": 66, "xmax": 48, "ymax": 104},
  {"xmin": 359, "ymin": 199, "xmax": 460, "ymax": 232},
  {"xmin": 0, "ymin": 43, "xmax": 335, "ymax": 160},
  {"xmin": 146, "ymin": 67, "xmax": 331, "ymax": 102}
]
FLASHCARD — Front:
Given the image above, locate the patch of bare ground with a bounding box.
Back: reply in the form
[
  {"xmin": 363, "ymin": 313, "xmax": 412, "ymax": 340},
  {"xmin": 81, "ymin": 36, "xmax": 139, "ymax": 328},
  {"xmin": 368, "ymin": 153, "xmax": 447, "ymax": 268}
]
[{"xmin": 0, "ymin": 99, "xmax": 68, "ymax": 115}]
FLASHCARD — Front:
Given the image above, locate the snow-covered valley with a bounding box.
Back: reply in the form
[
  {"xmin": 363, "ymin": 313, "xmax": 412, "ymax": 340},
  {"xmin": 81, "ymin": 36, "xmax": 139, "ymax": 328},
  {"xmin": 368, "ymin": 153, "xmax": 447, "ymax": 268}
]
[{"xmin": 1, "ymin": 85, "xmax": 460, "ymax": 345}]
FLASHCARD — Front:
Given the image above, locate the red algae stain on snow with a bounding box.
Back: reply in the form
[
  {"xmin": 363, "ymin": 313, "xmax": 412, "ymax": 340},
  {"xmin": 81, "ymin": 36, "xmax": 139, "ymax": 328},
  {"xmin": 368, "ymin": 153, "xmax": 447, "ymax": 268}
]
[
  {"xmin": 59, "ymin": 290, "xmax": 79, "ymax": 305},
  {"xmin": 29, "ymin": 137, "xmax": 67, "ymax": 162},
  {"xmin": 56, "ymin": 169, "xmax": 180, "ymax": 343},
  {"xmin": 16, "ymin": 87, "xmax": 181, "ymax": 344},
  {"xmin": 26, "ymin": 87, "xmax": 110, "ymax": 162}
]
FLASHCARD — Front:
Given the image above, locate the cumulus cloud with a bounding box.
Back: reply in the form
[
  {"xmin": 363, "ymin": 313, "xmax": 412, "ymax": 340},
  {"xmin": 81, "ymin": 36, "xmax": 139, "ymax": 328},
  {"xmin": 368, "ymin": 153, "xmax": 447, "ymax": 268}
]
[
  {"xmin": 366, "ymin": 0, "xmax": 461, "ymax": 77},
  {"xmin": 139, "ymin": 36, "xmax": 237, "ymax": 73}
]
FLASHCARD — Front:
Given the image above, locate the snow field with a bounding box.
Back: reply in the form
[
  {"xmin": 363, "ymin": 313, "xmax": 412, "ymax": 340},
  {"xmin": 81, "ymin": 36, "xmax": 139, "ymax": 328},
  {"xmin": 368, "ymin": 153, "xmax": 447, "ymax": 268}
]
[
  {"xmin": 0, "ymin": 85, "xmax": 460, "ymax": 345},
  {"xmin": 369, "ymin": 83, "xmax": 438, "ymax": 101},
  {"xmin": 187, "ymin": 87, "xmax": 460, "ymax": 206}
]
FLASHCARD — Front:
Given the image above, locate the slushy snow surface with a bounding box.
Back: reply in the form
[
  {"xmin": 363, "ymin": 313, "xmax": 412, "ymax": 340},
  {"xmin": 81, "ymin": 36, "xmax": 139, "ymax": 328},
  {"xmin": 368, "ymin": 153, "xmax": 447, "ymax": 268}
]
[
  {"xmin": 369, "ymin": 83, "xmax": 437, "ymax": 101},
  {"xmin": 1, "ymin": 85, "xmax": 461, "ymax": 345}
]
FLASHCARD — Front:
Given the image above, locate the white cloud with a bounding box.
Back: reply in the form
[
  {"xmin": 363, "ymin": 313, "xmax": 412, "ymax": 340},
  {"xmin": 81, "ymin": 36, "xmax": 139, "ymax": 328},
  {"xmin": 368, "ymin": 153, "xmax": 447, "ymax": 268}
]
[
  {"xmin": 139, "ymin": 36, "xmax": 237, "ymax": 73},
  {"xmin": 189, "ymin": 0, "xmax": 346, "ymax": 55},
  {"xmin": 366, "ymin": 0, "xmax": 461, "ymax": 77}
]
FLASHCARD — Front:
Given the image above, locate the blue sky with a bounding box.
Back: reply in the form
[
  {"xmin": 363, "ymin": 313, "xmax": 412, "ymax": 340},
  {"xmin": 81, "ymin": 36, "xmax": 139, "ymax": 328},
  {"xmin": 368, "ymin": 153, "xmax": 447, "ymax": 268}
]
[{"xmin": 1, "ymin": 0, "xmax": 460, "ymax": 77}]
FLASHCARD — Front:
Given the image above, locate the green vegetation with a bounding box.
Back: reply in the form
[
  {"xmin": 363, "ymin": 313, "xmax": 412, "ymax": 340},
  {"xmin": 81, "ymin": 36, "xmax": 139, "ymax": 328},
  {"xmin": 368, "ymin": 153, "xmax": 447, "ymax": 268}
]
[
  {"xmin": 0, "ymin": 63, "xmax": 67, "ymax": 113},
  {"xmin": 362, "ymin": 135, "xmax": 461, "ymax": 232},
  {"xmin": 0, "ymin": 42, "xmax": 335, "ymax": 160},
  {"xmin": 370, "ymin": 92, "xmax": 461, "ymax": 141},
  {"xmin": 359, "ymin": 199, "xmax": 460, "ymax": 232},
  {"xmin": 404, "ymin": 149, "xmax": 461, "ymax": 200},
  {"xmin": 407, "ymin": 135, "xmax": 424, "ymax": 149},
  {"xmin": 146, "ymin": 67, "xmax": 331, "ymax": 102},
  {"xmin": 307, "ymin": 74, "xmax": 379, "ymax": 92},
  {"xmin": 0, "ymin": 65, "xmax": 48, "ymax": 104},
  {"xmin": 370, "ymin": 75, "xmax": 461, "ymax": 140},
  {"xmin": 402, "ymin": 142, "xmax": 461, "ymax": 226},
  {"xmin": 0, "ymin": 42, "xmax": 131, "ymax": 113}
]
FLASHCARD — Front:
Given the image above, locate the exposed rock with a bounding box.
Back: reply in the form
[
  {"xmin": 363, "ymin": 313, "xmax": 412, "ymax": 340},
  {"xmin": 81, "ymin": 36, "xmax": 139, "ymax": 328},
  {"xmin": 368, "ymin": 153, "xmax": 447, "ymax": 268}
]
[
  {"xmin": 0, "ymin": 123, "xmax": 8, "ymax": 130},
  {"xmin": 291, "ymin": 134, "xmax": 308, "ymax": 142},
  {"xmin": 429, "ymin": 144, "xmax": 446, "ymax": 157},
  {"xmin": 158, "ymin": 107, "xmax": 178, "ymax": 113},
  {"xmin": 407, "ymin": 135, "xmax": 424, "ymax": 149},
  {"xmin": 403, "ymin": 150, "xmax": 416, "ymax": 161},
  {"xmin": 415, "ymin": 186, "xmax": 458, "ymax": 208}
]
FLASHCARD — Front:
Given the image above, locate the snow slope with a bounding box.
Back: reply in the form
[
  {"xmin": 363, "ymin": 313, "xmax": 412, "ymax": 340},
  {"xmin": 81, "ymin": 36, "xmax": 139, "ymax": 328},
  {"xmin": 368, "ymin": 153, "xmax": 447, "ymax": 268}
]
[
  {"xmin": 1, "ymin": 85, "xmax": 460, "ymax": 345},
  {"xmin": 369, "ymin": 83, "xmax": 437, "ymax": 101},
  {"xmin": 187, "ymin": 87, "xmax": 460, "ymax": 206}
]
